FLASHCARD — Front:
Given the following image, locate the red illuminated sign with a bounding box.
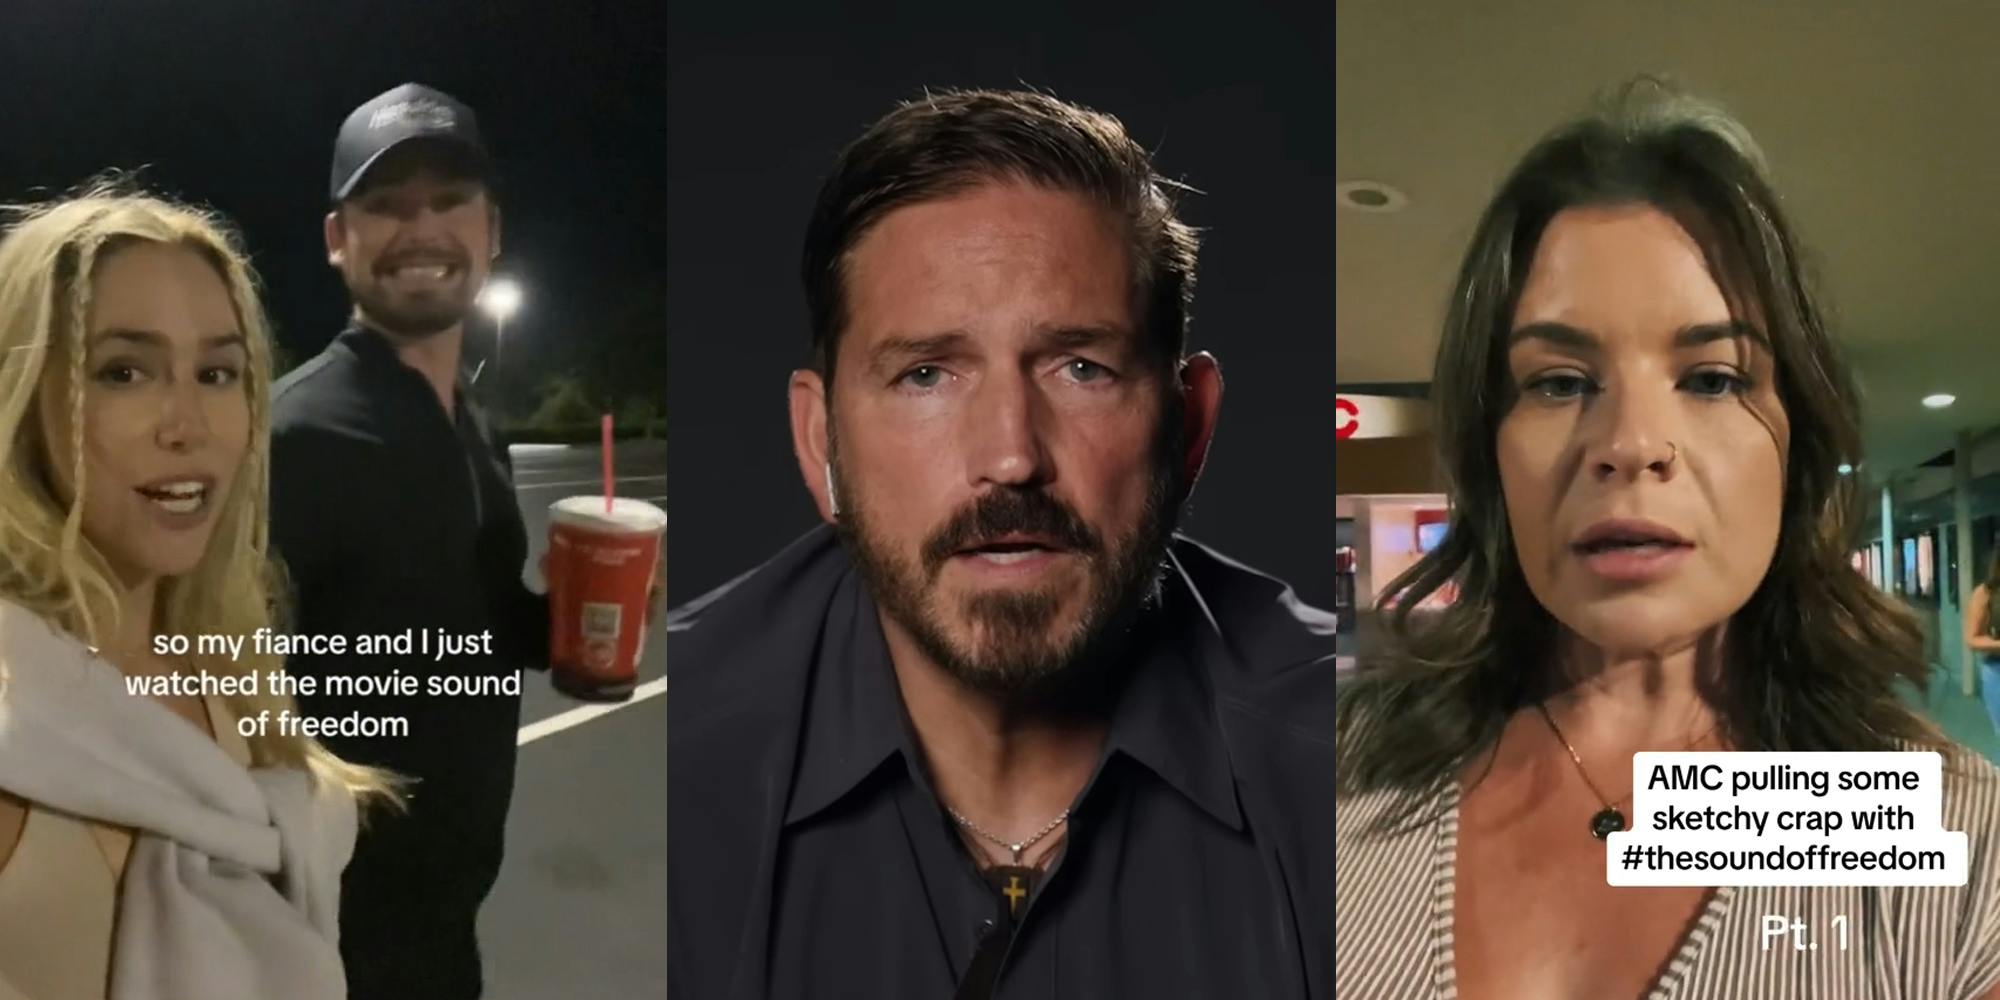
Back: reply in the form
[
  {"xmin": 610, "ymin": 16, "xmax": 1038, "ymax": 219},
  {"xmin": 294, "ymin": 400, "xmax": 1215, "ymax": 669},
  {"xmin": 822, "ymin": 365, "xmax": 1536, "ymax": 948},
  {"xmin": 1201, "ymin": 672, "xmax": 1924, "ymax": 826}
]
[
  {"xmin": 1335, "ymin": 393, "xmax": 1428, "ymax": 441},
  {"xmin": 1335, "ymin": 397, "xmax": 1360, "ymax": 440}
]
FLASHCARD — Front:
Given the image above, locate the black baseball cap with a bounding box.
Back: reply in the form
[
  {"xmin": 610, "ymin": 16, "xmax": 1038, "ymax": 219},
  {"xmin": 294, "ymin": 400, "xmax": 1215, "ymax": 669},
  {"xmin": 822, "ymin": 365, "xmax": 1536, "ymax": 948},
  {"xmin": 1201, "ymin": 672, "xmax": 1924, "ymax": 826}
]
[{"xmin": 330, "ymin": 83, "xmax": 491, "ymax": 202}]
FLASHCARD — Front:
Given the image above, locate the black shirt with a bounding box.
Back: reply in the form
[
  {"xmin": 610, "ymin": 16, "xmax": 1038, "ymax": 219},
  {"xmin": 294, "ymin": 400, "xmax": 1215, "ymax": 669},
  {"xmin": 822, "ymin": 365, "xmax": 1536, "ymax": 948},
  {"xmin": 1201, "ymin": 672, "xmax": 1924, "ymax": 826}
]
[
  {"xmin": 270, "ymin": 322, "xmax": 549, "ymax": 999},
  {"xmin": 668, "ymin": 527, "xmax": 1336, "ymax": 1000}
]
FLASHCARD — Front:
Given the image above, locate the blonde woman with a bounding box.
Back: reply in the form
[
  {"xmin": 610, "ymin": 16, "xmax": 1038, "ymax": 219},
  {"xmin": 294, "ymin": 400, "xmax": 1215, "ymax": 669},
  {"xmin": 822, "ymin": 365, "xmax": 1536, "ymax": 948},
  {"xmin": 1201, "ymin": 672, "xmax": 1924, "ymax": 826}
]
[{"xmin": 0, "ymin": 184, "xmax": 395, "ymax": 1000}]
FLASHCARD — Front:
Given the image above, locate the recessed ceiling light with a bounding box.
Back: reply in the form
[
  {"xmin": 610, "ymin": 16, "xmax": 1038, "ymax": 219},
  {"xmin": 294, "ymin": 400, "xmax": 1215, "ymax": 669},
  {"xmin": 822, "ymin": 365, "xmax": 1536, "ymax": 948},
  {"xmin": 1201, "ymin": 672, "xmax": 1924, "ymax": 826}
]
[
  {"xmin": 1337, "ymin": 180, "xmax": 1409, "ymax": 213},
  {"xmin": 1837, "ymin": 463, "xmax": 1854, "ymax": 475},
  {"xmin": 1923, "ymin": 393, "xmax": 1956, "ymax": 409}
]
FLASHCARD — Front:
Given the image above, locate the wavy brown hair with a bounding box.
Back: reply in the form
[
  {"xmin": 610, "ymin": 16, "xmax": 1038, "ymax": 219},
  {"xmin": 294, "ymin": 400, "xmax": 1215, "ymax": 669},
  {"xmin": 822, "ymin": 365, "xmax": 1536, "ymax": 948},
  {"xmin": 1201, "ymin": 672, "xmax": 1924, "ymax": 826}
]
[{"xmin": 1335, "ymin": 80, "xmax": 1945, "ymax": 810}]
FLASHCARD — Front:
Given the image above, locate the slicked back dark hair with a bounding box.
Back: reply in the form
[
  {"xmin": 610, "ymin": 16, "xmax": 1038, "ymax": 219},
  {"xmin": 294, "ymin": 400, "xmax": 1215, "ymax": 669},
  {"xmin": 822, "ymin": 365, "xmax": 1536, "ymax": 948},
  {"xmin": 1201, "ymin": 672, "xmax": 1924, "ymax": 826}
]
[{"xmin": 800, "ymin": 88, "xmax": 1200, "ymax": 387}]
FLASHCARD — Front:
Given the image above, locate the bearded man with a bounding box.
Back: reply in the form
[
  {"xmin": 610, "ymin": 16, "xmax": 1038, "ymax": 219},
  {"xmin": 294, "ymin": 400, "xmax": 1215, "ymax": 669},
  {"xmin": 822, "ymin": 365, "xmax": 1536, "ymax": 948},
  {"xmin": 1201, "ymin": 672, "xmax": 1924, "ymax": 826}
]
[
  {"xmin": 667, "ymin": 88, "xmax": 1336, "ymax": 1000},
  {"xmin": 271, "ymin": 83, "xmax": 544, "ymax": 1000}
]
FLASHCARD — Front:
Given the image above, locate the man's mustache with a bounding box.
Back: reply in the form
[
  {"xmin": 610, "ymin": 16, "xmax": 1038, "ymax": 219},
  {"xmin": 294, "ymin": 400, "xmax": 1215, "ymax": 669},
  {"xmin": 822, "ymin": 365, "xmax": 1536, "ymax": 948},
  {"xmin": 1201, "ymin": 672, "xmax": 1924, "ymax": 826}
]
[{"xmin": 920, "ymin": 489, "xmax": 1101, "ymax": 575}]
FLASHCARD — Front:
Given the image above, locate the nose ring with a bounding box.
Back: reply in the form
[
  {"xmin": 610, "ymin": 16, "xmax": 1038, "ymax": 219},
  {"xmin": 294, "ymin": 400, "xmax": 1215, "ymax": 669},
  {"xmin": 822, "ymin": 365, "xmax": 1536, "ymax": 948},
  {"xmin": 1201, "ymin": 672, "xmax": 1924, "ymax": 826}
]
[{"xmin": 1665, "ymin": 441, "xmax": 1678, "ymax": 467}]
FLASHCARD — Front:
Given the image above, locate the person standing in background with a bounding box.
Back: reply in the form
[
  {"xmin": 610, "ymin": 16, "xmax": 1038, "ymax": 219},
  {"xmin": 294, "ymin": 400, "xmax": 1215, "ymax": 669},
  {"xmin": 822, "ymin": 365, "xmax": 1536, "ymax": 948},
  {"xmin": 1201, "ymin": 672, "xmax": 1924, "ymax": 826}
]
[
  {"xmin": 269, "ymin": 83, "xmax": 548, "ymax": 1000},
  {"xmin": 1965, "ymin": 550, "xmax": 2000, "ymax": 733}
]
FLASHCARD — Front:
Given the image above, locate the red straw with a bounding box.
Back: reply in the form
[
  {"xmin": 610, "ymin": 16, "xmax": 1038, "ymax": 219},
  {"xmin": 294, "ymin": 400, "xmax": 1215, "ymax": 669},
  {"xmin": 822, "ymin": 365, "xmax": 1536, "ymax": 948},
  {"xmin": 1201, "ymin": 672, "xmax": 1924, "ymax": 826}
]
[{"xmin": 602, "ymin": 414, "xmax": 614, "ymax": 514}]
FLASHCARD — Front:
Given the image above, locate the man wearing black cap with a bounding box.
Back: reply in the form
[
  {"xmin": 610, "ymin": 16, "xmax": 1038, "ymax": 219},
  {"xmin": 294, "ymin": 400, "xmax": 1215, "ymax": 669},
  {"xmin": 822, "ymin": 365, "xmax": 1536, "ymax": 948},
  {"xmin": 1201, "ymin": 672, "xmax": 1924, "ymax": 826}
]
[{"xmin": 270, "ymin": 82, "xmax": 547, "ymax": 999}]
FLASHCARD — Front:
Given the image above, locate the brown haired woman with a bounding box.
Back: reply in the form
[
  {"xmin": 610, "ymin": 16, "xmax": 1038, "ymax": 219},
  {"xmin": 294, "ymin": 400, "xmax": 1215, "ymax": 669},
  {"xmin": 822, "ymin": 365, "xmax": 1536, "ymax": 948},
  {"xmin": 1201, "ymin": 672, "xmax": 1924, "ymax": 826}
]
[{"xmin": 1333, "ymin": 81, "xmax": 2000, "ymax": 1000}]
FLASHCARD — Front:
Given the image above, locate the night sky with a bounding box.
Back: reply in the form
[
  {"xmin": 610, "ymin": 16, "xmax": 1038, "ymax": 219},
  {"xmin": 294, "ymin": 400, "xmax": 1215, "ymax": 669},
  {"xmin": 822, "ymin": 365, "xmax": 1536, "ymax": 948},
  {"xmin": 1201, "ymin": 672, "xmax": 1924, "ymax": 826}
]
[
  {"xmin": 0, "ymin": 2, "xmax": 663, "ymax": 415},
  {"xmin": 667, "ymin": 0, "xmax": 1336, "ymax": 606}
]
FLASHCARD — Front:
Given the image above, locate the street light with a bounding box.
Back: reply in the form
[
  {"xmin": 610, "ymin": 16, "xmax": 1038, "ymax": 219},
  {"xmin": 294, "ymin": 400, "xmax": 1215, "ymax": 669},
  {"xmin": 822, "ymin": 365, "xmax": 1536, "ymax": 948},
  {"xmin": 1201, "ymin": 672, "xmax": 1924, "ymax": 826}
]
[{"xmin": 479, "ymin": 278, "xmax": 523, "ymax": 366}]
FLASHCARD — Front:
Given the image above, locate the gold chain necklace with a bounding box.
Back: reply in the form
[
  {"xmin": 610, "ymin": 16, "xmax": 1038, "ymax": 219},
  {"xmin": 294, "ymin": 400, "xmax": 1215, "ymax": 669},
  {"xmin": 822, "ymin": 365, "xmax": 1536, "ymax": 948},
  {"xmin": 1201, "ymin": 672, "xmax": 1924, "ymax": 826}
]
[
  {"xmin": 1536, "ymin": 703, "xmax": 1717, "ymax": 841},
  {"xmin": 946, "ymin": 805, "xmax": 1070, "ymax": 865}
]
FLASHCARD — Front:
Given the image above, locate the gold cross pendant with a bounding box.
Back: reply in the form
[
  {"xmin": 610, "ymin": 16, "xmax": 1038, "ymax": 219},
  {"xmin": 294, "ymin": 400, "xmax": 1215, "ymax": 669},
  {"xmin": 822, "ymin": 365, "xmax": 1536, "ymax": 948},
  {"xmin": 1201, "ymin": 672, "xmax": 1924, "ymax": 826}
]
[
  {"xmin": 1003, "ymin": 876, "xmax": 1027, "ymax": 915},
  {"xmin": 986, "ymin": 865, "xmax": 1038, "ymax": 920}
]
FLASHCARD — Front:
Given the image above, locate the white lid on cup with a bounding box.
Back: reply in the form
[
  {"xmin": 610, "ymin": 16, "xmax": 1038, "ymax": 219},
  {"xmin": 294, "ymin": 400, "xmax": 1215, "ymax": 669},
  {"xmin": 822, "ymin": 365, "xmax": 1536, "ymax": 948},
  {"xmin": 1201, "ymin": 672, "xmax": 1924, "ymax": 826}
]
[{"xmin": 550, "ymin": 496, "xmax": 667, "ymax": 534}]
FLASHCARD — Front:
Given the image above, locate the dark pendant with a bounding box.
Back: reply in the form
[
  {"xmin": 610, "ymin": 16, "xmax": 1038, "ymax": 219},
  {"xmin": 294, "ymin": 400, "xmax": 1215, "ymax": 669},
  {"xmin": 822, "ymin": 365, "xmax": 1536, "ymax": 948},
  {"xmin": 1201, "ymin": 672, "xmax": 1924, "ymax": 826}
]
[
  {"xmin": 983, "ymin": 865, "xmax": 1039, "ymax": 920},
  {"xmin": 1591, "ymin": 808, "xmax": 1627, "ymax": 840}
]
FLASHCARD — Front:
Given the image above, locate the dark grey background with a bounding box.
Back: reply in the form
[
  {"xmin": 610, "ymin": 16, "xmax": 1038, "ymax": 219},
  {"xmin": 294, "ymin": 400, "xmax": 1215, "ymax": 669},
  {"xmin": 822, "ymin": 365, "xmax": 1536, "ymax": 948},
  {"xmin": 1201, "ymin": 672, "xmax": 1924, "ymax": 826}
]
[{"xmin": 665, "ymin": 0, "xmax": 1336, "ymax": 608}]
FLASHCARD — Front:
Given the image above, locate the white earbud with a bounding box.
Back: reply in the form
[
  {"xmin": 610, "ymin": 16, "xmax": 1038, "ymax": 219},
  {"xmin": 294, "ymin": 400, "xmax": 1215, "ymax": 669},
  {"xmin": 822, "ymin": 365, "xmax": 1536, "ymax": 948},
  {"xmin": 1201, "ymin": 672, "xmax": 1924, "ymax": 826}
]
[{"xmin": 825, "ymin": 461, "xmax": 839, "ymax": 517}]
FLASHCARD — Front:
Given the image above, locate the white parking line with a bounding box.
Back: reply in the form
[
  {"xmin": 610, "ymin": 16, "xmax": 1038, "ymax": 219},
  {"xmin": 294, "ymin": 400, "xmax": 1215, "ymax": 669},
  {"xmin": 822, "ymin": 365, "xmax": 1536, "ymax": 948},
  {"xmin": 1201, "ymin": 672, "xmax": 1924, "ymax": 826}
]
[{"xmin": 517, "ymin": 677, "xmax": 668, "ymax": 746}]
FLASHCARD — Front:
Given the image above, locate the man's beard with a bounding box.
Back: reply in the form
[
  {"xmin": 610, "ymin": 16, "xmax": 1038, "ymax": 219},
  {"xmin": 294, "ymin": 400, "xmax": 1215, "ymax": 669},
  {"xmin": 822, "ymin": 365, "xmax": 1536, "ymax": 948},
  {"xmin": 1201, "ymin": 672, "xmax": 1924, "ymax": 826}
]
[
  {"xmin": 832, "ymin": 429, "xmax": 1184, "ymax": 702},
  {"xmin": 348, "ymin": 277, "xmax": 474, "ymax": 338}
]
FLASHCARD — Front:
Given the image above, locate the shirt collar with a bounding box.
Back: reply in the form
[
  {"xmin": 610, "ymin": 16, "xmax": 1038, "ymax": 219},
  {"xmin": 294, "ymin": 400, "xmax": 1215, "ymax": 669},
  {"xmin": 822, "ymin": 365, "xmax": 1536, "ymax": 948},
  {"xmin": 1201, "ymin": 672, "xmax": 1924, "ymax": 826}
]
[
  {"xmin": 782, "ymin": 571, "xmax": 911, "ymax": 826},
  {"xmin": 335, "ymin": 321, "xmax": 479, "ymax": 394},
  {"xmin": 336, "ymin": 319, "xmax": 398, "ymax": 363},
  {"xmin": 1099, "ymin": 588, "xmax": 1245, "ymax": 831},
  {"xmin": 782, "ymin": 562, "xmax": 1245, "ymax": 833}
]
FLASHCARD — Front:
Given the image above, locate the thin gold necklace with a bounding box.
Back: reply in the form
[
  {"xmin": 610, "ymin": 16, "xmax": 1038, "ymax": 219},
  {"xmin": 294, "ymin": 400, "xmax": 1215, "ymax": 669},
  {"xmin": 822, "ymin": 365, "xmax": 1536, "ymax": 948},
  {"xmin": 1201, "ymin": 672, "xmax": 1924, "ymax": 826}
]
[
  {"xmin": 946, "ymin": 805, "xmax": 1070, "ymax": 865},
  {"xmin": 1536, "ymin": 703, "xmax": 1717, "ymax": 841}
]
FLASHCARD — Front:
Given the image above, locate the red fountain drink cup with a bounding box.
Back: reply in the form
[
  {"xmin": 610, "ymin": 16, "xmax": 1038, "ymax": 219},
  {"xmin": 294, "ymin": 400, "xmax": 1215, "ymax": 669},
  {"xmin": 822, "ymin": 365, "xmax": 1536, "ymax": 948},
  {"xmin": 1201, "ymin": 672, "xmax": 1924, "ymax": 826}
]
[{"xmin": 547, "ymin": 496, "xmax": 666, "ymax": 701}]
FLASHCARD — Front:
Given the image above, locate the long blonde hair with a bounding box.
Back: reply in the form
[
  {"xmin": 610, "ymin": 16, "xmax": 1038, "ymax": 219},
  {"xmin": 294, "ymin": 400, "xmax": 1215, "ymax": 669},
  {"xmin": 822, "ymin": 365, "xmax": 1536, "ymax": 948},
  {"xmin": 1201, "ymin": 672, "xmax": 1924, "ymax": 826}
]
[{"xmin": 0, "ymin": 179, "xmax": 400, "ymax": 809}]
